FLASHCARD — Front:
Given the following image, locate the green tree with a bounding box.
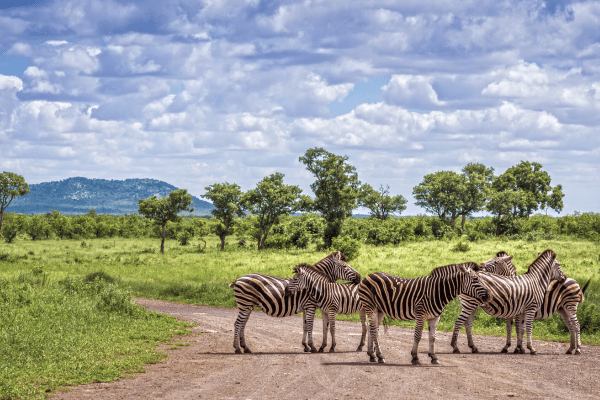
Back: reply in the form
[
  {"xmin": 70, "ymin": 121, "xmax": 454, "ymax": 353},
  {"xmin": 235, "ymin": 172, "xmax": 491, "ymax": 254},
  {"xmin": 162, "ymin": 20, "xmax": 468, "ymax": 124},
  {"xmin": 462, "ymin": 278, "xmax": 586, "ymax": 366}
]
[
  {"xmin": 486, "ymin": 189, "xmax": 526, "ymax": 236},
  {"xmin": 48, "ymin": 210, "xmax": 71, "ymax": 239},
  {"xmin": 299, "ymin": 148, "xmax": 361, "ymax": 247},
  {"xmin": 0, "ymin": 213, "xmax": 19, "ymax": 243},
  {"xmin": 201, "ymin": 182, "xmax": 244, "ymax": 250},
  {"xmin": 243, "ymin": 172, "xmax": 307, "ymax": 250},
  {"xmin": 493, "ymin": 161, "xmax": 564, "ymax": 217},
  {"xmin": 412, "ymin": 171, "xmax": 464, "ymax": 226},
  {"xmin": 0, "ymin": 172, "xmax": 29, "ymax": 232},
  {"xmin": 358, "ymin": 184, "xmax": 407, "ymax": 220},
  {"xmin": 24, "ymin": 214, "xmax": 50, "ymax": 241},
  {"xmin": 457, "ymin": 163, "xmax": 495, "ymax": 229},
  {"xmin": 138, "ymin": 189, "xmax": 194, "ymax": 253}
]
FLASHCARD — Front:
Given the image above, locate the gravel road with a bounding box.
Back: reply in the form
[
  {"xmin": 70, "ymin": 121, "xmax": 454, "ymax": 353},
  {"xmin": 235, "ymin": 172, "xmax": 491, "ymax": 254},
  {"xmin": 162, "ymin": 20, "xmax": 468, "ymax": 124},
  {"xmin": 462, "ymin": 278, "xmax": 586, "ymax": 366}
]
[{"xmin": 54, "ymin": 298, "xmax": 600, "ymax": 399}]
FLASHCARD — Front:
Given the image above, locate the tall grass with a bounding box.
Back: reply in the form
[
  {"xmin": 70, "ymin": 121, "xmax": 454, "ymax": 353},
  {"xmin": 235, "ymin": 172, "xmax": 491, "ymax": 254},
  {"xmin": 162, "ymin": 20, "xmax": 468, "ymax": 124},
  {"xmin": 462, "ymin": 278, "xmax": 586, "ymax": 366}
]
[{"xmin": 0, "ymin": 269, "xmax": 192, "ymax": 400}]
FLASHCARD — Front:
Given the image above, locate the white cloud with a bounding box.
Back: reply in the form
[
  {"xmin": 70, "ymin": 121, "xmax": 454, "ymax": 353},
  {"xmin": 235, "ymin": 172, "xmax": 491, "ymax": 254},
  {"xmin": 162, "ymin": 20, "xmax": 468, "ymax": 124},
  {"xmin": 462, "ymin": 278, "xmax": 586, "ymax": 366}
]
[
  {"xmin": 0, "ymin": 75, "xmax": 23, "ymax": 91},
  {"xmin": 382, "ymin": 75, "xmax": 445, "ymax": 109}
]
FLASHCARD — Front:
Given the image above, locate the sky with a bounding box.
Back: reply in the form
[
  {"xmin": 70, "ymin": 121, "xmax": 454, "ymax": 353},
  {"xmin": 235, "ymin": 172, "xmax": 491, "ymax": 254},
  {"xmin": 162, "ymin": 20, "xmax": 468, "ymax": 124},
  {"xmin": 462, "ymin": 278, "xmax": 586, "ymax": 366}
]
[{"xmin": 1, "ymin": 0, "xmax": 599, "ymax": 216}]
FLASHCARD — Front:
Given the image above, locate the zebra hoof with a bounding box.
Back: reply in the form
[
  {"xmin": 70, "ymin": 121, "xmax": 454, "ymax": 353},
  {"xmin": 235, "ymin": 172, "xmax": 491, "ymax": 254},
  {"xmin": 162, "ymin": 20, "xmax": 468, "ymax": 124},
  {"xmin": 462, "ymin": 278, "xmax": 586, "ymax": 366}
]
[
  {"xmin": 501, "ymin": 348, "xmax": 508, "ymax": 353},
  {"xmin": 530, "ymin": 351, "xmax": 537, "ymax": 355},
  {"xmin": 453, "ymin": 348, "xmax": 460, "ymax": 354},
  {"xmin": 565, "ymin": 349, "xmax": 573, "ymax": 355},
  {"xmin": 411, "ymin": 359, "xmax": 421, "ymax": 366},
  {"xmin": 329, "ymin": 347, "xmax": 335, "ymax": 353},
  {"xmin": 318, "ymin": 348, "xmax": 325, "ymax": 353},
  {"xmin": 304, "ymin": 348, "xmax": 311, "ymax": 353},
  {"xmin": 431, "ymin": 359, "xmax": 440, "ymax": 365},
  {"xmin": 235, "ymin": 349, "xmax": 243, "ymax": 354},
  {"xmin": 369, "ymin": 356, "xmax": 377, "ymax": 363},
  {"xmin": 356, "ymin": 346, "xmax": 363, "ymax": 352},
  {"xmin": 471, "ymin": 348, "xmax": 479, "ymax": 354},
  {"xmin": 310, "ymin": 348, "xmax": 318, "ymax": 353},
  {"xmin": 575, "ymin": 350, "xmax": 581, "ymax": 355},
  {"xmin": 244, "ymin": 348, "xmax": 252, "ymax": 353},
  {"xmin": 378, "ymin": 357, "xmax": 386, "ymax": 364}
]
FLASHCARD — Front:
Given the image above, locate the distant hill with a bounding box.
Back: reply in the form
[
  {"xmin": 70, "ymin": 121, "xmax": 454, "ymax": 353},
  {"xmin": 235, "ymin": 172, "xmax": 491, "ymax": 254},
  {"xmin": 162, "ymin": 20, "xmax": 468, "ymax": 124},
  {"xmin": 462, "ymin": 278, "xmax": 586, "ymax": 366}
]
[{"xmin": 9, "ymin": 177, "xmax": 215, "ymax": 215}]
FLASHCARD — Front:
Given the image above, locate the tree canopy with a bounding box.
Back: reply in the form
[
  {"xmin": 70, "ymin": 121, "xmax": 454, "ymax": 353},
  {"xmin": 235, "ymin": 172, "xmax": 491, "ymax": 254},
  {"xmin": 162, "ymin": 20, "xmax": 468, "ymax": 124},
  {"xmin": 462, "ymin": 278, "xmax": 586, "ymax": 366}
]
[
  {"xmin": 0, "ymin": 171, "xmax": 29, "ymax": 231},
  {"xmin": 299, "ymin": 147, "xmax": 361, "ymax": 247},
  {"xmin": 138, "ymin": 189, "xmax": 194, "ymax": 253},
  {"xmin": 242, "ymin": 172, "xmax": 307, "ymax": 250},
  {"xmin": 201, "ymin": 182, "xmax": 244, "ymax": 250},
  {"xmin": 358, "ymin": 184, "xmax": 407, "ymax": 220},
  {"xmin": 412, "ymin": 170, "xmax": 464, "ymax": 225}
]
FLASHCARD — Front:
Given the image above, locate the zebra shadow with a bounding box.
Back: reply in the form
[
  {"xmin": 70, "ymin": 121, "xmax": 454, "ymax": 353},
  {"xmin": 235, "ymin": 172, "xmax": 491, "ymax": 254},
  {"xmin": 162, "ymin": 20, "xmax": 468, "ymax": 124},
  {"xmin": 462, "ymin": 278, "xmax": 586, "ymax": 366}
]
[
  {"xmin": 203, "ymin": 351, "xmax": 356, "ymax": 356},
  {"xmin": 438, "ymin": 351, "xmax": 563, "ymax": 356},
  {"xmin": 321, "ymin": 362, "xmax": 457, "ymax": 368}
]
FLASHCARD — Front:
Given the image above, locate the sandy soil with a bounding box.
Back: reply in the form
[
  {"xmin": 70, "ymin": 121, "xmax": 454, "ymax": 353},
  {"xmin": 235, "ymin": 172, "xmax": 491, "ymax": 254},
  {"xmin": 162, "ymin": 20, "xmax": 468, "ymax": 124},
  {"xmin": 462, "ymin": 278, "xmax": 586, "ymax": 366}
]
[{"xmin": 53, "ymin": 299, "xmax": 600, "ymax": 399}]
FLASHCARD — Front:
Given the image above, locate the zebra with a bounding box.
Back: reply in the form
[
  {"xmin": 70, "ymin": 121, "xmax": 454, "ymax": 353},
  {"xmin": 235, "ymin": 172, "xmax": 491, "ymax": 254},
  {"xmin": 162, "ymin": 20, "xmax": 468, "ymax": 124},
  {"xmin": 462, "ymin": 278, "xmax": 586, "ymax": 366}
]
[
  {"xmin": 497, "ymin": 251, "xmax": 590, "ymax": 355},
  {"xmin": 229, "ymin": 251, "xmax": 361, "ymax": 354},
  {"xmin": 446, "ymin": 249, "xmax": 566, "ymax": 355},
  {"xmin": 286, "ymin": 263, "xmax": 368, "ymax": 353},
  {"xmin": 358, "ymin": 262, "xmax": 491, "ymax": 365}
]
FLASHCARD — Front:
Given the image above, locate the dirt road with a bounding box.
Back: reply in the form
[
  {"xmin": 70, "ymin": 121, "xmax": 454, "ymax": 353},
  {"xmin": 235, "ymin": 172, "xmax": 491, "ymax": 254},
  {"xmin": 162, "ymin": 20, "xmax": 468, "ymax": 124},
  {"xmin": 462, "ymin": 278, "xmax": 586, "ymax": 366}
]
[{"xmin": 54, "ymin": 299, "xmax": 600, "ymax": 399}]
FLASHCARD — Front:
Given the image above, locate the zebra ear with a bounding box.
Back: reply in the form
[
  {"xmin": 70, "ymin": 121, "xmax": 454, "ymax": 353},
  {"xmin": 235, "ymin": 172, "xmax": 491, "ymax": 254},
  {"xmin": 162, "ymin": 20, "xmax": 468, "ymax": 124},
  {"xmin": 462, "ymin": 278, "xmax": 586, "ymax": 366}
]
[{"xmin": 502, "ymin": 255, "xmax": 514, "ymax": 262}]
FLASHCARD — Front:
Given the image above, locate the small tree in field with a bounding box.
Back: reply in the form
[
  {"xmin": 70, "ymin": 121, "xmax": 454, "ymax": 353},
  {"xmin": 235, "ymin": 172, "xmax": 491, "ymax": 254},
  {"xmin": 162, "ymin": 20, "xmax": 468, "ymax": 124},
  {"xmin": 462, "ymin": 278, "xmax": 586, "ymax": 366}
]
[
  {"xmin": 138, "ymin": 189, "xmax": 194, "ymax": 254},
  {"xmin": 202, "ymin": 182, "xmax": 245, "ymax": 250},
  {"xmin": 0, "ymin": 172, "xmax": 29, "ymax": 232},
  {"xmin": 358, "ymin": 184, "xmax": 407, "ymax": 220},
  {"xmin": 243, "ymin": 172, "xmax": 307, "ymax": 250}
]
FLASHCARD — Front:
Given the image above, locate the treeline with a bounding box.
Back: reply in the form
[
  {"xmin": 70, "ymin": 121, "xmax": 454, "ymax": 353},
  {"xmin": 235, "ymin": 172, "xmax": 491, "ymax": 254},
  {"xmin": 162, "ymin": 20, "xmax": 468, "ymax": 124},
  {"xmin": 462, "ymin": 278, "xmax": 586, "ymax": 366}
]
[{"xmin": 2, "ymin": 210, "xmax": 599, "ymax": 246}]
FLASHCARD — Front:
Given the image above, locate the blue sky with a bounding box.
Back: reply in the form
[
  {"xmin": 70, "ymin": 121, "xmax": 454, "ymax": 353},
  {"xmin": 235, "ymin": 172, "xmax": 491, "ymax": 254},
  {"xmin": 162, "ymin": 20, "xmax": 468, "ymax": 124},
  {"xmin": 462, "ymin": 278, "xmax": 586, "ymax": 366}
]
[{"xmin": 1, "ymin": 0, "xmax": 599, "ymax": 216}]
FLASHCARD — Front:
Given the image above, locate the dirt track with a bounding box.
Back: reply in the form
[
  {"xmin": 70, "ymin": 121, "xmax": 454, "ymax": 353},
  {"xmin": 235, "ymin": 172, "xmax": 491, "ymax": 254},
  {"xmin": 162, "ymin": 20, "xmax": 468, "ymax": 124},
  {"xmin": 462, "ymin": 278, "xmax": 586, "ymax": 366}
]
[{"xmin": 54, "ymin": 299, "xmax": 600, "ymax": 399}]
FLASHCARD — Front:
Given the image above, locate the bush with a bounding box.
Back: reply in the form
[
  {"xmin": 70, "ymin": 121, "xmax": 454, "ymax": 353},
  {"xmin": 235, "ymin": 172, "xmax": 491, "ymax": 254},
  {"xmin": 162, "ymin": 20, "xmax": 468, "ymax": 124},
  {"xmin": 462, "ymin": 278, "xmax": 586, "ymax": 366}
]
[
  {"xmin": 331, "ymin": 236, "xmax": 361, "ymax": 261},
  {"xmin": 263, "ymin": 233, "xmax": 292, "ymax": 250},
  {"xmin": 451, "ymin": 241, "xmax": 471, "ymax": 252},
  {"xmin": 178, "ymin": 230, "xmax": 193, "ymax": 245}
]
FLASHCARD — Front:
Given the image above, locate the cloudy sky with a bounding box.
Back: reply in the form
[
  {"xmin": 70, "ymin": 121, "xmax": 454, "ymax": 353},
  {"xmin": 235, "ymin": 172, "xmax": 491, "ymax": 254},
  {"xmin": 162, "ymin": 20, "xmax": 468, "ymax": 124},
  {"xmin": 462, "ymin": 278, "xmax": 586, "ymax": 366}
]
[{"xmin": 1, "ymin": 0, "xmax": 599, "ymax": 216}]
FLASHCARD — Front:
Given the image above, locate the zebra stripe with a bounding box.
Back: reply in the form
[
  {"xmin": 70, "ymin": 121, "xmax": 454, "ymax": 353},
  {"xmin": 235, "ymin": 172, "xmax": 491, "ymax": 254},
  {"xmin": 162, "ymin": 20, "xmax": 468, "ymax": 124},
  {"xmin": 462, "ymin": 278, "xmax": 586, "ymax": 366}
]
[
  {"xmin": 447, "ymin": 249, "xmax": 566, "ymax": 355},
  {"xmin": 229, "ymin": 251, "xmax": 361, "ymax": 354},
  {"xmin": 497, "ymin": 250, "xmax": 589, "ymax": 355},
  {"xmin": 287, "ymin": 264, "xmax": 367, "ymax": 353},
  {"xmin": 358, "ymin": 262, "xmax": 491, "ymax": 365}
]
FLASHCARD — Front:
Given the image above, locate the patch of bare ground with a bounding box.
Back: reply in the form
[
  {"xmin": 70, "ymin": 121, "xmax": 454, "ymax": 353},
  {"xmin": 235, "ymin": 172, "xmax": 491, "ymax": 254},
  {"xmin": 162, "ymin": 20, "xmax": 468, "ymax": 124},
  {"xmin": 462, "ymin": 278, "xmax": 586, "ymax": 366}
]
[{"xmin": 54, "ymin": 299, "xmax": 600, "ymax": 399}]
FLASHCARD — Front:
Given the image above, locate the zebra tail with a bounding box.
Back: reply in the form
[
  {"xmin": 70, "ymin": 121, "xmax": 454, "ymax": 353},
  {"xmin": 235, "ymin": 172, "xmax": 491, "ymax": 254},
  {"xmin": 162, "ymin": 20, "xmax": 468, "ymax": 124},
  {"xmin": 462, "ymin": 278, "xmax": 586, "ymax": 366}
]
[
  {"xmin": 382, "ymin": 315, "xmax": 391, "ymax": 335},
  {"xmin": 581, "ymin": 279, "xmax": 591, "ymax": 296}
]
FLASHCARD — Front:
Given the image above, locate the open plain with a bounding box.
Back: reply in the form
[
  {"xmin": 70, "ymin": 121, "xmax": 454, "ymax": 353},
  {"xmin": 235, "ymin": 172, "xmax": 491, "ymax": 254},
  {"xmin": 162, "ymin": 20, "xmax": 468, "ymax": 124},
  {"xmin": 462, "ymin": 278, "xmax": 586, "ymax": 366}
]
[{"xmin": 54, "ymin": 298, "xmax": 600, "ymax": 400}]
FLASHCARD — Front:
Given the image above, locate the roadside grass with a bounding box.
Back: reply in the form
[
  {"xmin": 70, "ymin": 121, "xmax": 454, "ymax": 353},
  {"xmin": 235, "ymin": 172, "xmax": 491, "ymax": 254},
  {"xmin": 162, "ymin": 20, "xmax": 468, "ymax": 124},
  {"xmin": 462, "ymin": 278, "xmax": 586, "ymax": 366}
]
[
  {"xmin": 1, "ymin": 235, "xmax": 599, "ymax": 351},
  {"xmin": 0, "ymin": 269, "xmax": 193, "ymax": 400}
]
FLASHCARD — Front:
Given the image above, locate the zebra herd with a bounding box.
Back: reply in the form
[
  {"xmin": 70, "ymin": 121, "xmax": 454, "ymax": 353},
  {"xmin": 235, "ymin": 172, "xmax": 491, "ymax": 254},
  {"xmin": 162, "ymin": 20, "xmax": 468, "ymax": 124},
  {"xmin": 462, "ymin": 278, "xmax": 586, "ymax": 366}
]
[{"xmin": 229, "ymin": 250, "xmax": 589, "ymax": 365}]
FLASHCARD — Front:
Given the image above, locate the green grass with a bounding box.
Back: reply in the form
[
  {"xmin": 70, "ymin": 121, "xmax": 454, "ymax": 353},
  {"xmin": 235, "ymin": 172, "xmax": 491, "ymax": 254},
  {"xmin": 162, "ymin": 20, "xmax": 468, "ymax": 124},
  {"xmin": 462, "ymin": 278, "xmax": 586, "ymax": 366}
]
[
  {"xmin": 0, "ymin": 269, "xmax": 193, "ymax": 400},
  {"xmin": 1, "ymin": 235, "xmax": 599, "ymax": 367}
]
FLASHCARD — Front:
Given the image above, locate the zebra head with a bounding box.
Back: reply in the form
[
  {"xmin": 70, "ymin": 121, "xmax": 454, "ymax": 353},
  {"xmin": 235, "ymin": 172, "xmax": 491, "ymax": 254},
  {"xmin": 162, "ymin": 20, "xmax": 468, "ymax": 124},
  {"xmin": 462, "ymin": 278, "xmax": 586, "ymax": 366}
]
[
  {"xmin": 315, "ymin": 251, "xmax": 361, "ymax": 284},
  {"xmin": 480, "ymin": 255, "xmax": 516, "ymax": 277},
  {"xmin": 285, "ymin": 264, "xmax": 324, "ymax": 298},
  {"xmin": 537, "ymin": 250, "xmax": 566, "ymax": 284},
  {"xmin": 458, "ymin": 263, "xmax": 491, "ymax": 304}
]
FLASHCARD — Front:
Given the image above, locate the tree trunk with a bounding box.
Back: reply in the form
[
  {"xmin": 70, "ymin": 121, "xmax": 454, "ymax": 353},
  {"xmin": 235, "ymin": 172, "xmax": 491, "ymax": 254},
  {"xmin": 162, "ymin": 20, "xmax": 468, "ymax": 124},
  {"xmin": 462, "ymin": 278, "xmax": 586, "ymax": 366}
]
[
  {"xmin": 450, "ymin": 213, "xmax": 456, "ymax": 227},
  {"xmin": 259, "ymin": 226, "xmax": 271, "ymax": 250},
  {"xmin": 257, "ymin": 226, "xmax": 265, "ymax": 250},
  {"xmin": 0, "ymin": 209, "xmax": 4, "ymax": 232},
  {"xmin": 220, "ymin": 234, "xmax": 225, "ymax": 250},
  {"xmin": 161, "ymin": 222, "xmax": 166, "ymax": 254},
  {"xmin": 461, "ymin": 214, "xmax": 466, "ymax": 230}
]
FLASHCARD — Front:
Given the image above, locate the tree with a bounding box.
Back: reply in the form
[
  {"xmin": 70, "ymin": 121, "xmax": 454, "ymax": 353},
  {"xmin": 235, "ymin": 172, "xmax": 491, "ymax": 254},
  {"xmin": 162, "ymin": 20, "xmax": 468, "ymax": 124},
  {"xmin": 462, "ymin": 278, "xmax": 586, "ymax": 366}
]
[
  {"xmin": 412, "ymin": 171, "xmax": 464, "ymax": 226},
  {"xmin": 24, "ymin": 214, "xmax": 50, "ymax": 241},
  {"xmin": 243, "ymin": 172, "xmax": 307, "ymax": 250},
  {"xmin": 456, "ymin": 163, "xmax": 495, "ymax": 229},
  {"xmin": 358, "ymin": 184, "xmax": 407, "ymax": 220},
  {"xmin": 138, "ymin": 189, "xmax": 194, "ymax": 253},
  {"xmin": 0, "ymin": 172, "xmax": 29, "ymax": 232},
  {"xmin": 48, "ymin": 210, "xmax": 71, "ymax": 239},
  {"xmin": 201, "ymin": 182, "xmax": 244, "ymax": 250},
  {"xmin": 493, "ymin": 161, "xmax": 564, "ymax": 217},
  {"xmin": 486, "ymin": 189, "xmax": 526, "ymax": 237},
  {"xmin": 299, "ymin": 148, "xmax": 361, "ymax": 248}
]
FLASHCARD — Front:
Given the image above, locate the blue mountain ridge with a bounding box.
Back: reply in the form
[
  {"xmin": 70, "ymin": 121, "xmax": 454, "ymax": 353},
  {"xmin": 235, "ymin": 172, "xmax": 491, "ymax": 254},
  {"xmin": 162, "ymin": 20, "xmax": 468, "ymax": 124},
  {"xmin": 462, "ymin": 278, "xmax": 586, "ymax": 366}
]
[{"xmin": 8, "ymin": 177, "xmax": 214, "ymax": 215}]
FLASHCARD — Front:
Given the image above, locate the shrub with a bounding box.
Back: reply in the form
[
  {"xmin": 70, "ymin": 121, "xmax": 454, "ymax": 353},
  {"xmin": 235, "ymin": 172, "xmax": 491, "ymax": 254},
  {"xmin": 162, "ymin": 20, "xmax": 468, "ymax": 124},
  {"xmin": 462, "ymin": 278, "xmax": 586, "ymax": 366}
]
[
  {"xmin": 178, "ymin": 230, "xmax": 193, "ymax": 245},
  {"xmin": 263, "ymin": 233, "xmax": 292, "ymax": 250},
  {"xmin": 331, "ymin": 236, "xmax": 361, "ymax": 261},
  {"xmin": 451, "ymin": 241, "xmax": 470, "ymax": 252}
]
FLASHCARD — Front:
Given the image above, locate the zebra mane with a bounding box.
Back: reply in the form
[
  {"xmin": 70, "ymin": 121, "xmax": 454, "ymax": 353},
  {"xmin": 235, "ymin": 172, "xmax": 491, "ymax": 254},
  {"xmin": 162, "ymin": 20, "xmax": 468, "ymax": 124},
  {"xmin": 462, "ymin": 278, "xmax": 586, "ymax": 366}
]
[
  {"xmin": 494, "ymin": 251, "xmax": 518, "ymax": 276},
  {"xmin": 526, "ymin": 249, "xmax": 557, "ymax": 273},
  {"xmin": 293, "ymin": 263, "xmax": 311, "ymax": 274},
  {"xmin": 327, "ymin": 251, "xmax": 347, "ymax": 261},
  {"xmin": 293, "ymin": 263, "xmax": 329, "ymax": 278},
  {"xmin": 430, "ymin": 262, "xmax": 481, "ymax": 276}
]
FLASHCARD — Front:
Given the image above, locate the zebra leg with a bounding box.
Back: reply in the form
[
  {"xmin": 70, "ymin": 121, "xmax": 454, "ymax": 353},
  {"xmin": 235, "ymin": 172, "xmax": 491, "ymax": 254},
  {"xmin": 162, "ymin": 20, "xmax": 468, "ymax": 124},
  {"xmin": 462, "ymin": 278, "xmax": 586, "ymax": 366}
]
[
  {"xmin": 328, "ymin": 309, "xmax": 337, "ymax": 353},
  {"xmin": 524, "ymin": 311, "xmax": 537, "ymax": 355},
  {"xmin": 366, "ymin": 310, "xmax": 378, "ymax": 363},
  {"xmin": 464, "ymin": 310, "xmax": 479, "ymax": 353},
  {"xmin": 302, "ymin": 306, "xmax": 318, "ymax": 353},
  {"xmin": 233, "ymin": 308, "xmax": 252, "ymax": 354},
  {"xmin": 427, "ymin": 316, "xmax": 441, "ymax": 365},
  {"xmin": 513, "ymin": 316, "xmax": 525, "ymax": 354},
  {"xmin": 501, "ymin": 318, "xmax": 513, "ymax": 353},
  {"xmin": 558, "ymin": 308, "xmax": 582, "ymax": 355},
  {"xmin": 411, "ymin": 318, "xmax": 425, "ymax": 366},
  {"xmin": 450, "ymin": 305, "xmax": 474, "ymax": 354},
  {"xmin": 319, "ymin": 311, "xmax": 329, "ymax": 353},
  {"xmin": 356, "ymin": 308, "xmax": 367, "ymax": 351}
]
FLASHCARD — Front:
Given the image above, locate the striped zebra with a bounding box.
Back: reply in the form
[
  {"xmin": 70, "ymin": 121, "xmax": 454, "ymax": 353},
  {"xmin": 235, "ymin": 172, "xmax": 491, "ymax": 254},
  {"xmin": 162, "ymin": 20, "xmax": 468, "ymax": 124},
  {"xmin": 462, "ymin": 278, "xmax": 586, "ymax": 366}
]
[
  {"xmin": 286, "ymin": 263, "xmax": 368, "ymax": 353},
  {"xmin": 498, "ymin": 251, "xmax": 590, "ymax": 355},
  {"xmin": 229, "ymin": 251, "xmax": 361, "ymax": 354},
  {"xmin": 358, "ymin": 262, "xmax": 491, "ymax": 365},
  {"xmin": 446, "ymin": 249, "xmax": 566, "ymax": 355}
]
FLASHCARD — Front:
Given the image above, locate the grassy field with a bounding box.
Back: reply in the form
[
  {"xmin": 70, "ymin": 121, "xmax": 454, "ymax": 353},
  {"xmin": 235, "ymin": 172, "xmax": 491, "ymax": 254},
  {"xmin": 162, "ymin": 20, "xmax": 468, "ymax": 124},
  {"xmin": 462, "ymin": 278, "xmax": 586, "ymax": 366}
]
[{"xmin": 1, "ymin": 234, "xmax": 599, "ymax": 347}]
